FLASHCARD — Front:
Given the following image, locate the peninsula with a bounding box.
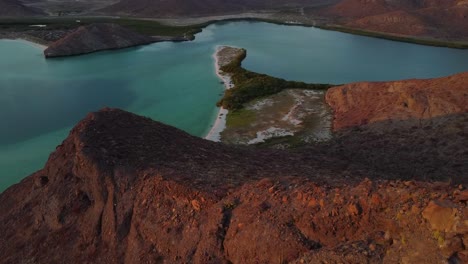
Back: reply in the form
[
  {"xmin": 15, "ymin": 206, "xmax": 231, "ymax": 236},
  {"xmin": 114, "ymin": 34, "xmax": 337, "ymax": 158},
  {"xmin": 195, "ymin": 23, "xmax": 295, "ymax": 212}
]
[{"xmin": 44, "ymin": 23, "xmax": 156, "ymax": 58}]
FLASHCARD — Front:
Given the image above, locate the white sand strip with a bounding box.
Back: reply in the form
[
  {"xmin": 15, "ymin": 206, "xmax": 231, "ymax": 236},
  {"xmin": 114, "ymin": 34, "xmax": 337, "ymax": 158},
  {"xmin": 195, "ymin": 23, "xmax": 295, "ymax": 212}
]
[
  {"xmin": 15, "ymin": 39, "xmax": 47, "ymax": 50},
  {"xmin": 204, "ymin": 46, "xmax": 236, "ymax": 142}
]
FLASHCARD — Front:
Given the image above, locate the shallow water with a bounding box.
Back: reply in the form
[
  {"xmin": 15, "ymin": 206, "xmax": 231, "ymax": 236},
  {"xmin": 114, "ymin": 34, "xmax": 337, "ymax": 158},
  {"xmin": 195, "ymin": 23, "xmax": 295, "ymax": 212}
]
[{"xmin": 1, "ymin": 21, "xmax": 468, "ymax": 191}]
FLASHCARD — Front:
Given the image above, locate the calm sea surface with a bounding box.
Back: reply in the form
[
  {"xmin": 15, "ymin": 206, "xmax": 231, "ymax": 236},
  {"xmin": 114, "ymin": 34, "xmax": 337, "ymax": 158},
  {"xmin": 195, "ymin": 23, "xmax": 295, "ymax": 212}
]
[{"xmin": 1, "ymin": 21, "xmax": 468, "ymax": 191}]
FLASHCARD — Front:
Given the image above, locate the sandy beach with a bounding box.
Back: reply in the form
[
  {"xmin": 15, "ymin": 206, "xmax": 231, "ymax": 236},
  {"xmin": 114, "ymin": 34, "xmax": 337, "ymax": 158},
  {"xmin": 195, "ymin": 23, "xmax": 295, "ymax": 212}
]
[
  {"xmin": 204, "ymin": 45, "xmax": 238, "ymax": 142},
  {"xmin": 17, "ymin": 39, "xmax": 48, "ymax": 50},
  {"xmin": 0, "ymin": 38, "xmax": 48, "ymax": 50}
]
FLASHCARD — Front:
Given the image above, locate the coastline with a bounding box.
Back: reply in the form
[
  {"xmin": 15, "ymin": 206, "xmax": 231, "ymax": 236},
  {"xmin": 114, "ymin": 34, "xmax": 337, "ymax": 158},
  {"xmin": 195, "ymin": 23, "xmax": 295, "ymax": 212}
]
[
  {"xmin": 0, "ymin": 37, "xmax": 47, "ymax": 50},
  {"xmin": 204, "ymin": 45, "xmax": 235, "ymax": 142},
  {"xmin": 16, "ymin": 38, "xmax": 47, "ymax": 50},
  {"xmin": 318, "ymin": 25, "xmax": 468, "ymax": 50},
  {"xmin": 152, "ymin": 14, "xmax": 468, "ymax": 50},
  {"xmin": 1, "ymin": 15, "xmax": 466, "ymax": 60}
]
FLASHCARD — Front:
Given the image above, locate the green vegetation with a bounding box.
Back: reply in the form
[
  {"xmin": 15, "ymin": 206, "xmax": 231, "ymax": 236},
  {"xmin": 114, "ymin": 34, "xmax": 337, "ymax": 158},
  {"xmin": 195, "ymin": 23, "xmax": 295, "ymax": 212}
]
[
  {"xmin": 225, "ymin": 108, "xmax": 257, "ymax": 128},
  {"xmin": 0, "ymin": 17, "xmax": 204, "ymax": 38},
  {"xmin": 217, "ymin": 49, "xmax": 333, "ymax": 110},
  {"xmin": 319, "ymin": 25, "xmax": 468, "ymax": 49}
]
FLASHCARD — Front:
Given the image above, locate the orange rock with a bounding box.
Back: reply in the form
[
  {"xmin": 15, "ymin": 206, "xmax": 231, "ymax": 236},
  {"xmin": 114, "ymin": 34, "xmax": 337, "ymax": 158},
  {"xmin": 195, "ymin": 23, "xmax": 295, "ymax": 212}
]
[
  {"xmin": 308, "ymin": 198, "xmax": 318, "ymax": 208},
  {"xmin": 422, "ymin": 200, "xmax": 457, "ymax": 232},
  {"xmin": 326, "ymin": 72, "xmax": 468, "ymax": 131},
  {"xmin": 370, "ymin": 193, "xmax": 381, "ymax": 207},
  {"xmin": 348, "ymin": 203, "xmax": 362, "ymax": 216},
  {"xmin": 455, "ymin": 190, "xmax": 468, "ymax": 202},
  {"xmin": 191, "ymin": 199, "xmax": 201, "ymax": 211}
]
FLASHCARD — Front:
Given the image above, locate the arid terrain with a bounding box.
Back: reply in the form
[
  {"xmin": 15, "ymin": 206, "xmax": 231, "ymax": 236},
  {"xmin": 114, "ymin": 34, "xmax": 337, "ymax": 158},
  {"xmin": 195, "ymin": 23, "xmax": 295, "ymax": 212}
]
[
  {"xmin": 0, "ymin": 0, "xmax": 467, "ymax": 263},
  {"xmin": 313, "ymin": 0, "xmax": 468, "ymax": 41},
  {"xmin": 0, "ymin": 104, "xmax": 466, "ymax": 263}
]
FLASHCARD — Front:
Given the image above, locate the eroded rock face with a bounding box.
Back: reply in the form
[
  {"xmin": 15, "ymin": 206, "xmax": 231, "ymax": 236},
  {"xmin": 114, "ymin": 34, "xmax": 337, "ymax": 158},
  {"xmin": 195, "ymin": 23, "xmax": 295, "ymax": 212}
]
[
  {"xmin": 325, "ymin": 72, "xmax": 468, "ymax": 130},
  {"xmin": 44, "ymin": 23, "xmax": 156, "ymax": 58},
  {"xmin": 0, "ymin": 108, "xmax": 467, "ymax": 263}
]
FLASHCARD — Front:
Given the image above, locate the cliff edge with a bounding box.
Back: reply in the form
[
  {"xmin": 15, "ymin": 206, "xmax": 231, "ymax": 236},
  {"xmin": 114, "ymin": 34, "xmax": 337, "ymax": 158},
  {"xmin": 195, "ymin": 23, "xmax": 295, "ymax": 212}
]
[{"xmin": 0, "ymin": 108, "xmax": 467, "ymax": 263}]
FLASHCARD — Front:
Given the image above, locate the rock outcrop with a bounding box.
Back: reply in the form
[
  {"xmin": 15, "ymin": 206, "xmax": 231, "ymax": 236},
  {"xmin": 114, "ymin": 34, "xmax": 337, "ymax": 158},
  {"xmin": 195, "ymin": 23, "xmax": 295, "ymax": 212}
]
[
  {"xmin": 0, "ymin": 108, "xmax": 467, "ymax": 263},
  {"xmin": 326, "ymin": 72, "xmax": 468, "ymax": 130},
  {"xmin": 44, "ymin": 23, "xmax": 156, "ymax": 58}
]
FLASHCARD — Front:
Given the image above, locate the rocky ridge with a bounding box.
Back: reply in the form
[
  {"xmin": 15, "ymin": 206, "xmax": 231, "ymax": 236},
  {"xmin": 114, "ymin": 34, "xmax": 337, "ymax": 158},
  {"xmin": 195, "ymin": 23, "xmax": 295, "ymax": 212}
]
[
  {"xmin": 0, "ymin": 107, "xmax": 467, "ymax": 263},
  {"xmin": 325, "ymin": 72, "xmax": 468, "ymax": 130},
  {"xmin": 316, "ymin": 0, "xmax": 468, "ymax": 41},
  {"xmin": 44, "ymin": 23, "xmax": 157, "ymax": 58}
]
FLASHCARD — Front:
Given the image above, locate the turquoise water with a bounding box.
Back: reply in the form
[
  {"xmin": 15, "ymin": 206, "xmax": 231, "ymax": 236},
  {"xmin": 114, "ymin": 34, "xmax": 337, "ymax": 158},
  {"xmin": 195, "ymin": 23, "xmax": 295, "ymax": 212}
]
[{"xmin": 1, "ymin": 21, "xmax": 468, "ymax": 191}]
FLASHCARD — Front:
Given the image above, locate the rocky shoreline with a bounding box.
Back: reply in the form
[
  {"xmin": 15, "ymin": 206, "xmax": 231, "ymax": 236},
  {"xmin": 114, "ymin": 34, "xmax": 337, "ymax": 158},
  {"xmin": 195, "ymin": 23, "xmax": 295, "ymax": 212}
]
[
  {"xmin": 43, "ymin": 23, "xmax": 157, "ymax": 58},
  {"xmin": 0, "ymin": 22, "xmax": 194, "ymax": 58}
]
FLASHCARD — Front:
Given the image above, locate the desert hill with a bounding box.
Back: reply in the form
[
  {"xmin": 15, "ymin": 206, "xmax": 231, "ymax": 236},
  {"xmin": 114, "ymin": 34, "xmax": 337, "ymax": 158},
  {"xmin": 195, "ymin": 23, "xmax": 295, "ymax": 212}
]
[
  {"xmin": 44, "ymin": 23, "xmax": 156, "ymax": 57},
  {"xmin": 316, "ymin": 0, "xmax": 468, "ymax": 40}
]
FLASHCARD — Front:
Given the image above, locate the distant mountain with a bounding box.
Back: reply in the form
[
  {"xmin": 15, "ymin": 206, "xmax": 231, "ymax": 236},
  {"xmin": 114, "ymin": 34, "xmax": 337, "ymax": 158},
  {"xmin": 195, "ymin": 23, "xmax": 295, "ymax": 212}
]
[
  {"xmin": 323, "ymin": 0, "xmax": 458, "ymax": 18},
  {"xmin": 102, "ymin": 0, "xmax": 329, "ymax": 17},
  {"xmin": 0, "ymin": 0, "xmax": 44, "ymax": 16},
  {"xmin": 316, "ymin": 0, "xmax": 468, "ymax": 40}
]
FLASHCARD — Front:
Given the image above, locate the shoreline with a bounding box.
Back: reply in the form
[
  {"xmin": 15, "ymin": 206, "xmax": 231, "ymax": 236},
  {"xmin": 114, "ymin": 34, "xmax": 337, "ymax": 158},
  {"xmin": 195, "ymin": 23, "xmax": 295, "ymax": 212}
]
[
  {"xmin": 151, "ymin": 14, "xmax": 468, "ymax": 50},
  {"xmin": 204, "ymin": 45, "xmax": 235, "ymax": 142},
  {"xmin": 16, "ymin": 38, "xmax": 47, "ymax": 50},
  {"xmin": 0, "ymin": 16, "xmax": 466, "ymax": 59},
  {"xmin": 317, "ymin": 25, "xmax": 468, "ymax": 50},
  {"xmin": 0, "ymin": 37, "xmax": 47, "ymax": 50}
]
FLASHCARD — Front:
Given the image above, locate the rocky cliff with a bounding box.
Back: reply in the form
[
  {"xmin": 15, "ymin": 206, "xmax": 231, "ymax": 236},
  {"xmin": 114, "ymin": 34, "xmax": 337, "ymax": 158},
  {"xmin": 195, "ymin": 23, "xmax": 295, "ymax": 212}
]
[
  {"xmin": 0, "ymin": 108, "xmax": 467, "ymax": 263},
  {"xmin": 44, "ymin": 23, "xmax": 156, "ymax": 58},
  {"xmin": 326, "ymin": 72, "xmax": 468, "ymax": 130}
]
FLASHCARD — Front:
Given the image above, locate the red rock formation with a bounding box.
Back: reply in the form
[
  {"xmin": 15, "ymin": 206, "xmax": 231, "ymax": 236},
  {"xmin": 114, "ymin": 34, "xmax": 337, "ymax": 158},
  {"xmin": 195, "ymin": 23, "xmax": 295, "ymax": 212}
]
[
  {"xmin": 317, "ymin": 0, "xmax": 468, "ymax": 40},
  {"xmin": 0, "ymin": 108, "xmax": 467, "ymax": 263},
  {"xmin": 348, "ymin": 10, "xmax": 428, "ymax": 36},
  {"xmin": 326, "ymin": 72, "xmax": 468, "ymax": 130}
]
